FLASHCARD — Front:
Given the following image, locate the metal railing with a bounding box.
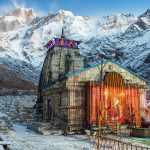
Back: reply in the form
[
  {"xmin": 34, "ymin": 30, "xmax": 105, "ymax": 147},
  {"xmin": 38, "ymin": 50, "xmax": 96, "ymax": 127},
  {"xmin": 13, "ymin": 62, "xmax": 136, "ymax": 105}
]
[{"xmin": 89, "ymin": 136, "xmax": 150, "ymax": 150}]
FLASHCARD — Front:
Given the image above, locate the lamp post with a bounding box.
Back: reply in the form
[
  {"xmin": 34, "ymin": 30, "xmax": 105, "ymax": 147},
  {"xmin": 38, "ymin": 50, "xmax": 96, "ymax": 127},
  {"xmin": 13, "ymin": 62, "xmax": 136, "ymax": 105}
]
[{"xmin": 97, "ymin": 56, "xmax": 103, "ymax": 150}]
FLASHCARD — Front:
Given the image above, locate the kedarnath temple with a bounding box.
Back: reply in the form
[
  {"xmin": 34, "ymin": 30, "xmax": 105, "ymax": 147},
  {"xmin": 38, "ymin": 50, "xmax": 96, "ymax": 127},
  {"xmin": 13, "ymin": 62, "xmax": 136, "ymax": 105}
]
[{"xmin": 35, "ymin": 29, "xmax": 149, "ymax": 132}]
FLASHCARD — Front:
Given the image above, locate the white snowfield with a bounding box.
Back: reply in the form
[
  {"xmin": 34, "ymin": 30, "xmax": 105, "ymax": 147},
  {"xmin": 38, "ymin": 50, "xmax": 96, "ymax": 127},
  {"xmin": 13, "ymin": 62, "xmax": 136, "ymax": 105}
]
[
  {"xmin": 0, "ymin": 124, "xmax": 150, "ymax": 150},
  {"xmin": 0, "ymin": 146, "xmax": 4, "ymax": 150},
  {"xmin": 0, "ymin": 124, "xmax": 92, "ymax": 150}
]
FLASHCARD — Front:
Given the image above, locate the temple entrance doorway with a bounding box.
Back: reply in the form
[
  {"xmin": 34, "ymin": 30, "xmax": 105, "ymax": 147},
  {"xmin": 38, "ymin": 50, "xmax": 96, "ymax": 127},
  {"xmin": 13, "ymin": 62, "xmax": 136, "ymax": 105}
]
[
  {"xmin": 48, "ymin": 99, "xmax": 52, "ymax": 120},
  {"xmin": 87, "ymin": 72, "xmax": 141, "ymax": 126}
]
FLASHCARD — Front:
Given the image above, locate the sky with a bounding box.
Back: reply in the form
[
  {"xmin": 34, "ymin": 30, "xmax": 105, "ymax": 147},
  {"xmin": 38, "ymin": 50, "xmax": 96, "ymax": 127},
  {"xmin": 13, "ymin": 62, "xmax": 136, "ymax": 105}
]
[{"xmin": 0, "ymin": 0, "xmax": 150, "ymax": 17}]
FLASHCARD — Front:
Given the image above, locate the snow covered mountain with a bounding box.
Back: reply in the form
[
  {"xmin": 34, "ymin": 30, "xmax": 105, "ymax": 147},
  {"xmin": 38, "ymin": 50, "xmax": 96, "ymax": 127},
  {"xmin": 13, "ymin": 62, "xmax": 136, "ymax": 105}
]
[
  {"xmin": 0, "ymin": 7, "xmax": 149, "ymax": 88},
  {"xmin": 0, "ymin": 8, "xmax": 36, "ymax": 32}
]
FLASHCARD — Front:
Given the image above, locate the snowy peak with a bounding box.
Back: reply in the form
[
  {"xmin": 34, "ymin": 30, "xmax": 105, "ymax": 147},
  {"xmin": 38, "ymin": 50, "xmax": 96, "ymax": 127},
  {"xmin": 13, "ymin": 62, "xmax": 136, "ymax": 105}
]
[
  {"xmin": 43, "ymin": 11, "xmax": 137, "ymax": 40},
  {"xmin": 0, "ymin": 8, "xmax": 37, "ymax": 32},
  {"xmin": 102, "ymin": 13, "xmax": 136, "ymax": 27},
  {"xmin": 140, "ymin": 9, "xmax": 150, "ymax": 18},
  {"xmin": 100, "ymin": 13, "xmax": 137, "ymax": 32},
  {"xmin": 57, "ymin": 10, "xmax": 74, "ymax": 18},
  {"xmin": 137, "ymin": 9, "xmax": 150, "ymax": 29},
  {"xmin": 6, "ymin": 8, "xmax": 37, "ymax": 21},
  {"xmin": 43, "ymin": 10, "xmax": 75, "ymax": 23},
  {"xmin": 125, "ymin": 9, "xmax": 150, "ymax": 36}
]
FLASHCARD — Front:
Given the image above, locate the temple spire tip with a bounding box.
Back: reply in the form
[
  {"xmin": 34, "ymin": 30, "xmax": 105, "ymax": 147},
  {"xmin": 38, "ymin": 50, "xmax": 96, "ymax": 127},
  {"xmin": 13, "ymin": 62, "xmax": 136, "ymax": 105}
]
[{"xmin": 61, "ymin": 27, "xmax": 65, "ymax": 38}]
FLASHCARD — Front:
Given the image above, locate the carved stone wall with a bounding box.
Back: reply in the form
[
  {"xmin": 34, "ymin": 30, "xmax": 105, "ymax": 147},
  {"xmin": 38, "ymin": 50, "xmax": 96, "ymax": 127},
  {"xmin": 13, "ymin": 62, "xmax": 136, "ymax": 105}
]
[{"xmin": 41, "ymin": 47, "xmax": 84, "ymax": 83}]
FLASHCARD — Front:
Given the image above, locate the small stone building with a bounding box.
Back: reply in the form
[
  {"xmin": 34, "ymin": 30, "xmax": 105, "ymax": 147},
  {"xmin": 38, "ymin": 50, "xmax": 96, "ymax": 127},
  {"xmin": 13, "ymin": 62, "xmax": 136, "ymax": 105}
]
[{"xmin": 36, "ymin": 31, "xmax": 149, "ymax": 132}]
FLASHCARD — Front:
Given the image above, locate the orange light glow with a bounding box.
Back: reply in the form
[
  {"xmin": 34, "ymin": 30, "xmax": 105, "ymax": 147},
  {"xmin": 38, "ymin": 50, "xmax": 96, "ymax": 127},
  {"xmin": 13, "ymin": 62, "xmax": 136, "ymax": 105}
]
[{"xmin": 87, "ymin": 72, "xmax": 142, "ymax": 126}]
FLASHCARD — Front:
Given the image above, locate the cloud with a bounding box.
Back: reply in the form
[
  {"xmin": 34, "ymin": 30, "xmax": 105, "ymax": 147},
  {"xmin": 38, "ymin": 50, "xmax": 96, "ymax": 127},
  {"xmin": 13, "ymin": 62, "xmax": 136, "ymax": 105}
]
[
  {"xmin": 10, "ymin": 0, "xmax": 25, "ymax": 8},
  {"xmin": 0, "ymin": 0, "xmax": 52, "ymax": 17},
  {"xmin": 0, "ymin": 0, "xmax": 27, "ymax": 16},
  {"xmin": 10, "ymin": 0, "xmax": 46, "ymax": 17}
]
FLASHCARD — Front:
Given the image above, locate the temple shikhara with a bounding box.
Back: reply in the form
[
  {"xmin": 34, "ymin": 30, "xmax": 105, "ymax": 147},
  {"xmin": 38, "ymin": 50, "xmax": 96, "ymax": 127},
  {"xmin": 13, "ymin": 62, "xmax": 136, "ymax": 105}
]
[{"xmin": 36, "ymin": 29, "xmax": 149, "ymax": 132}]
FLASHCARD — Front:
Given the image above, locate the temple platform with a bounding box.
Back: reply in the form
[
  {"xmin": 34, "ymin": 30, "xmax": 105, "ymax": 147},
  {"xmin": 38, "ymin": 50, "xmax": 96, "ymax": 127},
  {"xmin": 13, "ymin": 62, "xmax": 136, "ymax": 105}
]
[
  {"xmin": 27, "ymin": 122, "xmax": 63, "ymax": 135},
  {"xmin": 131, "ymin": 128, "xmax": 150, "ymax": 138}
]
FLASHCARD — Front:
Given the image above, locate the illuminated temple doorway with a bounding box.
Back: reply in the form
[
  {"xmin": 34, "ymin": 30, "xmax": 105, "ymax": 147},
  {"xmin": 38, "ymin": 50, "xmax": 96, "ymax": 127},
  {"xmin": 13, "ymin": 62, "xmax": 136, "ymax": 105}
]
[{"xmin": 87, "ymin": 72, "xmax": 141, "ymax": 126}]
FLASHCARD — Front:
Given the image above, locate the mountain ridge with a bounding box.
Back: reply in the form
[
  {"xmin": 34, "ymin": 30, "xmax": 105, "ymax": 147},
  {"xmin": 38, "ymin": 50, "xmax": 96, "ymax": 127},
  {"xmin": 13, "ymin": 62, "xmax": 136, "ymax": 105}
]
[{"xmin": 0, "ymin": 8, "xmax": 149, "ymax": 89}]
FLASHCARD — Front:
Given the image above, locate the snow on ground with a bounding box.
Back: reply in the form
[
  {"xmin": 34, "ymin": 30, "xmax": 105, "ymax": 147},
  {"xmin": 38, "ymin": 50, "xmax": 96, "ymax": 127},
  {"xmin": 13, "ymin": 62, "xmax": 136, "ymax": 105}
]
[
  {"xmin": 0, "ymin": 95, "xmax": 36, "ymax": 115},
  {"xmin": 0, "ymin": 124, "xmax": 92, "ymax": 150},
  {"xmin": 0, "ymin": 124, "xmax": 150, "ymax": 150}
]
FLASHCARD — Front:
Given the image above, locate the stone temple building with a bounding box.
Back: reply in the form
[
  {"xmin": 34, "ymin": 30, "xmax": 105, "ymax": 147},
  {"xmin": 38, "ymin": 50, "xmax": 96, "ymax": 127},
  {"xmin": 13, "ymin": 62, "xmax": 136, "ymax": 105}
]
[{"xmin": 36, "ymin": 30, "xmax": 149, "ymax": 132}]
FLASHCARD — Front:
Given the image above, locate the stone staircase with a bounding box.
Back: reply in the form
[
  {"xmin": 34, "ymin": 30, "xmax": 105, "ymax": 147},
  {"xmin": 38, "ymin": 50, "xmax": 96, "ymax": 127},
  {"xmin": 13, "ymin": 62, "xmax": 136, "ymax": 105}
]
[{"xmin": 27, "ymin": 121, "xmax": 63, "ymax": 135}]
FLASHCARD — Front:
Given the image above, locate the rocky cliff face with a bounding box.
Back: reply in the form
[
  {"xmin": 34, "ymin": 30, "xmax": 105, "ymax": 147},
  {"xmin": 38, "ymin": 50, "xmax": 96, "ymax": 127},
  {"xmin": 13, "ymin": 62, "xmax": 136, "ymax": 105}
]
[
  {"xmin": 0, "ymin": 8, "xmax": 149, "ymax": 88},
  {"xmin": 0, "ymin": 8, "xmax": 36, "ymax": 32},
  {"xmin": 0, "ymin": 65, "xmax": 37, "ymax": 90}
]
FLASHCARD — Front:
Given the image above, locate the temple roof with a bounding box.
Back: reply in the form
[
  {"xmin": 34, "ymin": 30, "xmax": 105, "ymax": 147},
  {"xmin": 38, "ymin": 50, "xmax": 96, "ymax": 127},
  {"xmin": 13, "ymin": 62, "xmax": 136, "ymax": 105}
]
[
  {"xmin": 45, "ymin": 38, "xmax": 80, "ymax": 51},
  {"xmin": 45, "ymin": 28, "xmax": 81, "ymax": 51},
  {"xmin": 65, "ymin": 60, "xmax": 147, "ymax": 82},
  {"xmin": 42, "ymin": 60, "xmax": 147, "ymax": 89}
]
